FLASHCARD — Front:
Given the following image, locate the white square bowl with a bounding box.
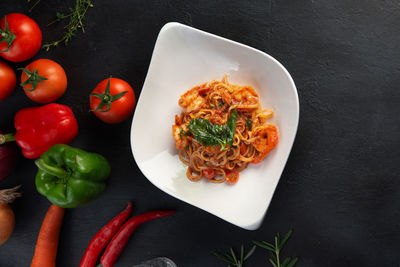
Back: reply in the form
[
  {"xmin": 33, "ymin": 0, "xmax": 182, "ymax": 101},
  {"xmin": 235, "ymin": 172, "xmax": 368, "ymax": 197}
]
[{"xmin": 130, "ymin": 22, "xmax": 299, "ymax": 230}]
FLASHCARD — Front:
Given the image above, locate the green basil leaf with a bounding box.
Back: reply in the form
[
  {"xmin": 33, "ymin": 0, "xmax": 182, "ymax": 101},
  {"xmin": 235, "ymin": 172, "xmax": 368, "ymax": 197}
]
[
  {"xmin": 188, "ymin": 118, "xmax": 221, "ymax": 146},
  {"xmin": 246, "ymin": 118, "xmax": 252, "ymax": 130},
  {"xmin": 180, "ymin": 128, "xmax": 190, "ymax": 137},
  {"xmin": 226, "ymin": 109, "xmax": 237, "ymax": 146},
  {"xmin": 188, "ymin": 109, "xmax": 238, "ymax": 149}
]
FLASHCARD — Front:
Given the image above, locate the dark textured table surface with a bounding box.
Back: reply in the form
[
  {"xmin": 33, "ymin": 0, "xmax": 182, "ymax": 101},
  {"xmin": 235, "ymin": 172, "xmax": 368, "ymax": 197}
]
[{"xmin": 1, "ymin": 1, "xmax": 400, "ymax": 266}]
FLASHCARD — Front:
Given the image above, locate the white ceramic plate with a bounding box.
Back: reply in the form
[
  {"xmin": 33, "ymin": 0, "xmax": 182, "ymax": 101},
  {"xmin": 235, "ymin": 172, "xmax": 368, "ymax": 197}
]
[{"xmin": 130, "ymin": 22, "xmax": 299, "ymax": 230}]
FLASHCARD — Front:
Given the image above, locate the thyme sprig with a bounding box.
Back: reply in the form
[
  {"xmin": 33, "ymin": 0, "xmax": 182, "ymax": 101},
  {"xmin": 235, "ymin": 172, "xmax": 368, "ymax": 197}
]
[
  {"xmin": 42, "ymin": 0, "xmax": 94, "ymax": 51},
  {"xmin": 27, "ymin": 0, "xmax": 42, "ymax": 13},
  {"xmin": 214, "ymin": 244, "xmax": 256, "ymax": 267},
  {"xmin": 253, "ymin": 230, "xmax": 298, "ymax": 267}
]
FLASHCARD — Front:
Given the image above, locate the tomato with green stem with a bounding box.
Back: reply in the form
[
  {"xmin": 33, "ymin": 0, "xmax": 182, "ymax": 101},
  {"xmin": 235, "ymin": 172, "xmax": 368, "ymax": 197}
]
[
  {"xmin": 20, "ymin": 59, "xmax": 67, "ymax": 104},
  {"xmin": 0, "ymin": 60, "xmax": 16, "ymax": 102},
  {"xmin": 0, "ymin": 13, "xmax": 42, "ymax": 62},
  {"xmin": 90, "ymin": 78, "xmax": 135, "ymax": 124}
]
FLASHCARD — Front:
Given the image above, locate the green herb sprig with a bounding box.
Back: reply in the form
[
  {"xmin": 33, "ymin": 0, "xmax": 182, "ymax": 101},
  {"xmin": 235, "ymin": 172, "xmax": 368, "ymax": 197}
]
[
  {"xmin": 179, "ymin": 128, "xmax": 190, "ymax": 137},
  {"xmin": 253, "ymin": 230, "xmax": 298, "ymax": 267},
  {"xmin": 214, "ymin": 244, "xmax": 256, "ymax": 267},
  {"xmin": 188, "ymin": 109, "xmax": 237, "ymax": 150},
  {"xmin": 246, "ymin": 118, "xmax": 252, "ymax": 131},
  {"xmin": 27, "ymin": 0, "xmax": 42, "ymax": 13},
  {"xmin": 42, "ymin": 0, "xmax": 94, "ymax": 51}
]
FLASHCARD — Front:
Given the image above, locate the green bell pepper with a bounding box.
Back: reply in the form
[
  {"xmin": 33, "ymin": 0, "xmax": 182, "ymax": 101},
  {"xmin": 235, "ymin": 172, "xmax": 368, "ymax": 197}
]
[{"xmin": 35, "ymin": 144, "xmax": 111, "ymax": 208}]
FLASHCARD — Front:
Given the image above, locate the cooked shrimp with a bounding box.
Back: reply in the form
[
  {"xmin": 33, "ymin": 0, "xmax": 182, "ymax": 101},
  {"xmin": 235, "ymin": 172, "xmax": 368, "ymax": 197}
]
[
  {"xmin": 175, "ymin": 114, "xmax": 182, "ymax": 125},
  {"xmin": 172, "ymin": 125, "xmax": 188, "ymax": 150},
  {"xmin": 179, "ymin": 85, "xmax": 207, "ymax": 112},
  {"xmin": 232, "ymin": 86, "xmax": 259, "ymax": 105},
  {"xmin": 251, "ymin": 125, "xmax": 278, "ymax": 164}
]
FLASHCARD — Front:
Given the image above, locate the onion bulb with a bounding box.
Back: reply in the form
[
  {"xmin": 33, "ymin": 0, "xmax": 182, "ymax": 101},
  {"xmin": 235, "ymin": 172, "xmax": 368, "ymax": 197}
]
[{"xmin": 0, "ymin": 185, "xmax": 21, "ymax": 246}]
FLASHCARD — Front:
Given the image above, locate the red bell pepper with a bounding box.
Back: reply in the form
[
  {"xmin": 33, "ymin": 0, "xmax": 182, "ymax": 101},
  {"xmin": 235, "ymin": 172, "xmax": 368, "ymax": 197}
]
[{"xmin": 14, "ymin": 103, "xmax": 78, "ymax": 159}]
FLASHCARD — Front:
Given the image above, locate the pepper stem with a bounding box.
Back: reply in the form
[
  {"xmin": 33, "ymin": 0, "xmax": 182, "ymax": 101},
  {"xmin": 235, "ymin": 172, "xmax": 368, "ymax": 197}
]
[
  {"xmin": 35, "ymin": 159, "xmax": 69, "ymax": 179},
  {"xmin": 0, "ymin": 133, "xmax": 15, "ymax": 144}
]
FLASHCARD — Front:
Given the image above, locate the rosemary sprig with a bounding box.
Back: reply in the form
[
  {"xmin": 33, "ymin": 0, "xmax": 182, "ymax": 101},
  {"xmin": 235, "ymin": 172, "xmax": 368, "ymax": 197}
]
[
  {"xmin": 42, "ymin": 0, "xmax": 94, "ymax": 51},
  {"xmin": 214, "ymin": 244, "xmax": 256, "ymax": 267},
  {"xmin": 253, "ymin": 230, "xmax": 298, "ymax": 267}
]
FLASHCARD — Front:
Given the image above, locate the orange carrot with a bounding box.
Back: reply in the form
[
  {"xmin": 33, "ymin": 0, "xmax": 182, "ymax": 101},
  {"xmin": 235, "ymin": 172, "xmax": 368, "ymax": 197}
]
[{"xmin": 31, "ymin": 204, "xmax": 65, "ymax": 267}]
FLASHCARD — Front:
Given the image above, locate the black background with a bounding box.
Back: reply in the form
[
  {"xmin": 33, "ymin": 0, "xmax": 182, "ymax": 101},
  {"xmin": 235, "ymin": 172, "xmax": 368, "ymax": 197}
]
[{"xmin": 1, "ymin": 0, "xmax": 400, "ymax": 266}]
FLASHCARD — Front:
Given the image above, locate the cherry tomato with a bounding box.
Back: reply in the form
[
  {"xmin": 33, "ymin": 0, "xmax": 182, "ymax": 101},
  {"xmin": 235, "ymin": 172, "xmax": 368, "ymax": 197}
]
[
  {"xmin": 0, "ymin": 60, "xmax": 16, "ymax": 101},
  {"xmin": 0, "ymin": 13, "xmax": 42, "ymax": 62},
  {"xmin": 20, "ymin": 59, "xmax": 67, "ymax": 103},
  {"xmin": 225, "ymin": 170, "xmax": 239, "ymax": 184},
  {"xmin": 90, "ymin": 78, "xmax": 135, "ymax": 124},
  {"xmin": 203, "ymin": 169, "xmax": 216, "ymax": 180}
]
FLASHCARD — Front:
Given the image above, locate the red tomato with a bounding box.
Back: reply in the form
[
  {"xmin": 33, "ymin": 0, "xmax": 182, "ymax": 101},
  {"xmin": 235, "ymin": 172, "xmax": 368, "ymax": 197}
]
[
  {"xmin": 225, "ymin": 170, "xmax": 239, "ymax": 184},
  {"xmin": 90, "ymin": 78, "xmax": 135, "ymax": 124},
  {"xmin": 0, "ymin": 13, "xmax": 42, "ymax": 62},
  {"xmin": 203, "ymin": 169, "xmax": 216, "ymax": 180},
  {"xmin": 0, "ymin": 60, "xmax": 16, "ymax": 101},
  {"xmin": 20, "ymin": 59, "xmax": 67, "ymax": 103}
]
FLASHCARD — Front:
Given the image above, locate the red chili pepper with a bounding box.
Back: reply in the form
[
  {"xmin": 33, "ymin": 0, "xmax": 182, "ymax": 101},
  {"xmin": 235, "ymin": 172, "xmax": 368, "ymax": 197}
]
[
  {"xmin": 99, "ymin": 210, "xmax": 175, "ymax": 267},
  {"xmin": 14, "ymin": 103, "xmax": 78, "ymax": 158},
  {"xmin": 80, "ymin": 202, "xmax": 132, "ymax": 267}
]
